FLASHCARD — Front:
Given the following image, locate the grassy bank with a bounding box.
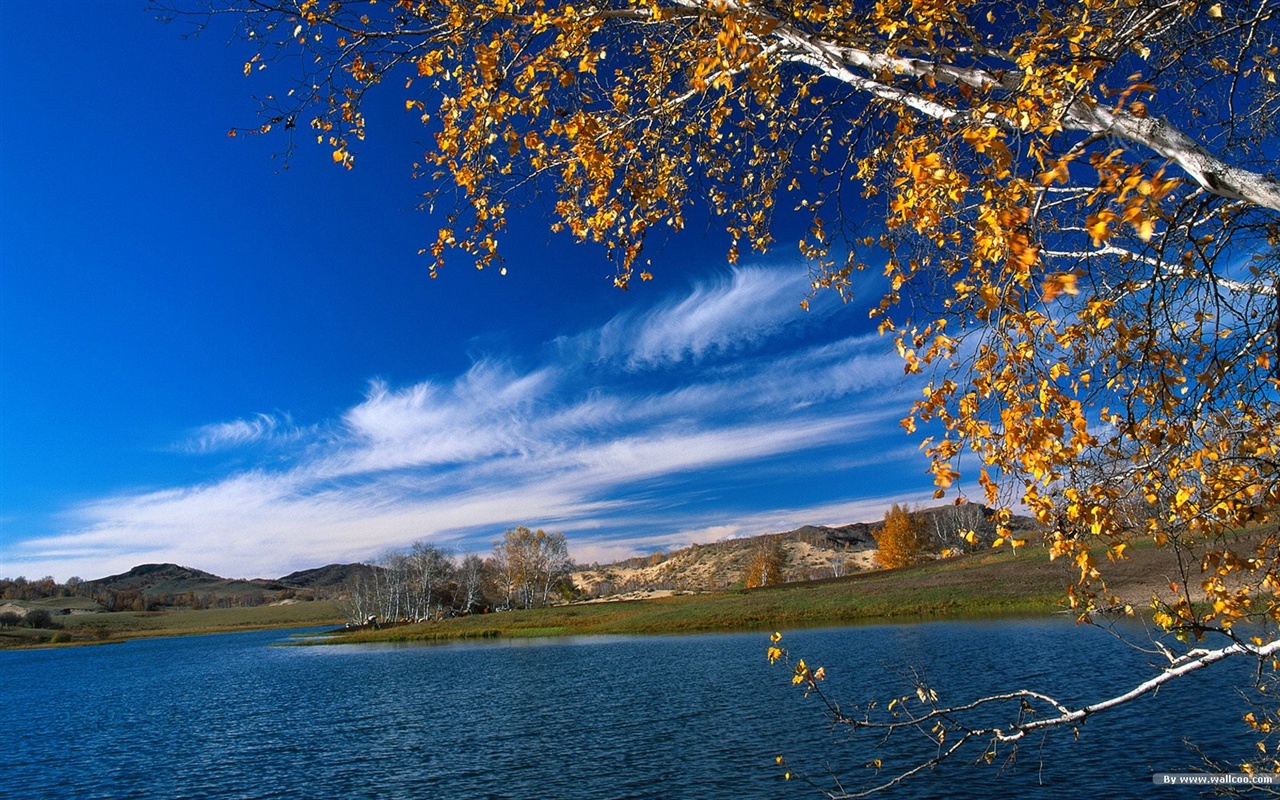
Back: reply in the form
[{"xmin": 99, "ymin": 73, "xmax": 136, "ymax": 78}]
[
  {"xmin": 3, "ymin": 533, "xmax": 1182, "ymax": 650},
  {"xmin": 0, "ymin": 600, "xmax": 343, "ymax": 649},
  {"xmin": 328, "ymin": 544, "xmax": 1091, "ymax": 646}
]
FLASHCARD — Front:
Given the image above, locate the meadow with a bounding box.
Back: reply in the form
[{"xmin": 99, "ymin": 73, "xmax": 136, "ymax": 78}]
[
  {"xmin": 3, "ymin": 535, "xmax": 1180, "ymax": 649},
  {"xmin": 0, "ymin": 600, "xmax": 344, "ymax": 648},
  {"xmin": 328, "ymin": 543, "xmax": 1117, "ymax": 645}
]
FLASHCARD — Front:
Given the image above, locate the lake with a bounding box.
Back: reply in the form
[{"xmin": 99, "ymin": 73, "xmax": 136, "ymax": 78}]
[{"xmin": 1, "ymin": 617, "xmax": 1260, "ymax": 798}]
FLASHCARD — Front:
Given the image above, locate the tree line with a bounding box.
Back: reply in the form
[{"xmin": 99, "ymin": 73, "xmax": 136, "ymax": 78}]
[
  {"xmin": 0, "ymin": 575, "xmax": 301, "ymax": 612},
  {"xmin": 740, "ymin": 503, "xmax": 998, "ymax": 585},
  {"xmin": 1, "ymin": 575, "xmax": 84, "ymax": 602},
  {"xmin": 339, "ymin": 527, "xmax": 574, "ymax": 626}
]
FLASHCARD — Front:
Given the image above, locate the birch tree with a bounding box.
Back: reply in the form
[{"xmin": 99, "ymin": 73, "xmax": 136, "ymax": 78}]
[
  {"xmin": 338, "ymin": 565, "xmax": 393, "ymax": 625},
  {"xmin": 744, "ymin": 535, "xmax": 788, "ymax": 587},
  {"xmin": 928, "ymin": 500, "xmax": 989, "ymax": 555},
  {"xmin": 163, "ymin": 0, "xmax": 1280, "ymax": 787},
  {"xmin": 379, "ymin": 550, "xmax": 410, "ymax": 622},
  {"xmin": 406, "ymin": 540, "xmax": 455, "ymax": 620},
  {"xmin": 454, "ymin": 553, "xmax": 490, "ymax": 614},
  {"xmin": 532, "ymin": 529, "xmax": 573, "ymax": 606},
  {"xmin": 493, "ymin": 526, "xmax": 573, "ymax": 608},
  {"xmin": 485, "ymin": 546, "xmax": 510, "ymax": 611}
]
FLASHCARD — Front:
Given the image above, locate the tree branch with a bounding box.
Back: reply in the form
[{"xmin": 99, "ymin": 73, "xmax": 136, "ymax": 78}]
[
  {"xmin": 1041, "ymin": 245, "xmax": 1280, "ymax": 297},
  {"xmin": 705, "ymin": 0, "xmax": 1280, "ymax": 211}
]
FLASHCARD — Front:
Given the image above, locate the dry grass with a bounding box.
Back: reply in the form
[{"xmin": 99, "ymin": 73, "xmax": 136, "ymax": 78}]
[
  {"xmin": 0, "ymin": 600, "xmax": 343, "ymax": 649},
  {"xmin": 328, "ymin": 535, "xmax": 1203, "ymax": 647}
]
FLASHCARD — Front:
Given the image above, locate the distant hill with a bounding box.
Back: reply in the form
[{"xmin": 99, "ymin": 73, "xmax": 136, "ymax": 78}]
[
  {"xmin": 82, "ymin": 563, "xmax": 234, "ymax": 592},
  {"xmin": 574, "ymin": 523, "xmax": 875, "ymax": 598},
  {"xmin": 80, "ymin": 564, "xmax": 278, "ymax": 600},
  {"xmin": 79, "ymin": 562, "xmax": 371, "ymax": 604},
  {"xmin": 66, "ymin": 505, "xmax": 1037, "ymax": 606},
  {"xmin": 278, "ymin": 563, "xmax": 380, "ymax": 590},
  {"xmin": 573, "ymin": 505, "xmax": 1040, "ymax": 599}
]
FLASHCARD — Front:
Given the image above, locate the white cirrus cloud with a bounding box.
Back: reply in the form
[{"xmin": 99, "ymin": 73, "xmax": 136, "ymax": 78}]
[
  {"xmin": 564, "ymin": 265, "xmax": 828, "ymax": 370},
  {"xmin": 3, "ymin": 264, "xmax": 937, "ymax": 582},
  {"xmin": 183, "ymin": 412, "xmax": 306, "ymax": 453},
  {"xmin": 327, "ymin": 362, "xmax": 557, "ymax": 477}
]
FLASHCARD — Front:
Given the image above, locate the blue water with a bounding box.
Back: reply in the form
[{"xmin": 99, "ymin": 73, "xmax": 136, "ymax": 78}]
[{"xmin": 0, "ymin": 618, "xmax": 1259, "ymax": 798}]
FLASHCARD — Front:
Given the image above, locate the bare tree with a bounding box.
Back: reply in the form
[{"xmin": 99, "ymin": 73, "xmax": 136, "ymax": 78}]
[
  {"xmin": 337, "ymin": 569, "xmax": 382, "ymax": 627},
  {"xmin": 533, "ymin": 530, "xmax": 573, "ymax": 606},
  {"xmin": 405, "ymin": 541, "xmax": 455, "ymax": 621},
  {"xmin": 454, "ymin": 553, "xmax": 489, "ymax": 615},
  {"xmin": 493, "ymin": 527, "xmax": 574, "ymax": 609},
  {"xmin": 928, "ymin": 502, "xmax": 990, "ymax": 555}
]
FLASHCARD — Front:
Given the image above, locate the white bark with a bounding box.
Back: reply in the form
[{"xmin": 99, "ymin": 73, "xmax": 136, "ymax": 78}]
[
  {"xmin": 674, "ymin": 0, "xmax": 1280, "ymax": 213},
  {"xmin": 1066, "ymin": 102, "xmax": 1280, "ymax": 210},
  {"xmin": 842, "ymin": 634, "xmax": 1280, "ymax": 743},
  {"xmin": 1042, "ymin": 245, "xmax": 1280, "ymax": 296},
  {"xmin": 1000, "ymin": 636, "xmax": 1280, "ymax": 740}
]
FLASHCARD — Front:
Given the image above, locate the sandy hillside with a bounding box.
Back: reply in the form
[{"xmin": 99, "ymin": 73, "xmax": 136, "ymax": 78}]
[
  {"xmin": 573, "ymin": 533, "xmax": 878, "ymax": 601},
  {"xmin": 571, "ymin": 506, "xmax": 1035, "ymax": 602}
]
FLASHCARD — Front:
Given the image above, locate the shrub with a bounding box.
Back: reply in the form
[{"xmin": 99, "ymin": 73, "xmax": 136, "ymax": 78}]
[{"xmin": 23, "ymin": 608, "xmax": 54, "ymax": 629}]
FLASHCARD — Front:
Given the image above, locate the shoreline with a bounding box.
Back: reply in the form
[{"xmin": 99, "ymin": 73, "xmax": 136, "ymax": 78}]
[
  {"xmin": 314, "ymin": 546, "xmax": 1078, "ymax": 646},
  {"xmin": 4, "ymin": 539, "xmax": 1184, "ymax": 651}
]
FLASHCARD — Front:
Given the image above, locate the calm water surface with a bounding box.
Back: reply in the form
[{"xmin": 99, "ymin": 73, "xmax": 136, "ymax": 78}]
[{"xmin": 1, "ymin": 618, "xmax": 1257, "ymax": 798}]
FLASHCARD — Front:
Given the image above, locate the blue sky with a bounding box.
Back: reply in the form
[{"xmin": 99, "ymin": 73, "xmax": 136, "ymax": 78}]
[{"xmin": 0, "ymin": 1, "xmax": 942, "ymax": 581}]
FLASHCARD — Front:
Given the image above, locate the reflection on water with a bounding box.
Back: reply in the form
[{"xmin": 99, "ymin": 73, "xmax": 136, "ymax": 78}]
[{"xmin": 1, "ymin": 618, "xmax": 1253, "ymax": 798}]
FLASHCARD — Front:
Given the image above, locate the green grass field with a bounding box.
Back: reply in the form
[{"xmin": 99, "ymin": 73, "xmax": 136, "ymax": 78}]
[
  {"xmin": 0, "ymin": 600, "xmax": 343, "ymax": 649},
  {"xmin": 329, "ymin": 545, "xmax": 1085, "ymax": 646}
]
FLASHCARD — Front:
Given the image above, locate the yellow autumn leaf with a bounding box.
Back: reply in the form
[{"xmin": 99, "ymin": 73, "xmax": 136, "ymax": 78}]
[
  {"xmin": 1135, "ymin": 216, "xmax": 1155, "ymax": 241},
  {"xmin": 1042, "ymin": 272, "xmax": 1079, "ymax": 302},
  {"xmin": 1086, "ymin": 211, "xmax": 1114, "ymax": 245}
]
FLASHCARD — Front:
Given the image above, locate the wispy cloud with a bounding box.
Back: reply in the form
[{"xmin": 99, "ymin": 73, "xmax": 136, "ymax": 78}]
[
  {"xmin": 562, "ymin": 266, "xmax": 828, "ymax": 370},
  {"xmin": 3, "ymin": 265, "xmax": 935, "ymax": 581},
  {"xmin": 328, "ymin": 363, "xmax": 556, "ymax": 476},
  {"xmin": 620, "ymin": 266, "xmax": 814, "ymax": 367},
  {"xmin": 182, "ymin": 412, "xmax": 306, "ymax": 454}
]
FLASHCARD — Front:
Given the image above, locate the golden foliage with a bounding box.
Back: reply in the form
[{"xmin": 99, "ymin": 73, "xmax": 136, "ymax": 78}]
[
  {"xmin": 744, "ymin": 536, "xmax": 787, "ymax": 588},
  {"xmin": 191, "ymin": 0, "xmax": 1280, "ymax": 642},
  {"xmin": 874, "ymin": 503, "xmax": 929, "ymax": 569}
]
